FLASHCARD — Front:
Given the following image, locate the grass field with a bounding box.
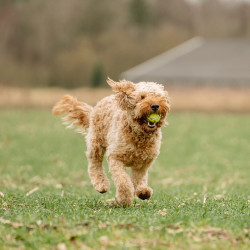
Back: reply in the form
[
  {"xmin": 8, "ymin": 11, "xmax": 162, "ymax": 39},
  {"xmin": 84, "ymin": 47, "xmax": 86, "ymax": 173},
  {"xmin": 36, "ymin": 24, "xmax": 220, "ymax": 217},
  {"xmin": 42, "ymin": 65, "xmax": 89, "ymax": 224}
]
[{"xmin": 0, "ymin": 110, "xmax": 249, "ymax": 249}]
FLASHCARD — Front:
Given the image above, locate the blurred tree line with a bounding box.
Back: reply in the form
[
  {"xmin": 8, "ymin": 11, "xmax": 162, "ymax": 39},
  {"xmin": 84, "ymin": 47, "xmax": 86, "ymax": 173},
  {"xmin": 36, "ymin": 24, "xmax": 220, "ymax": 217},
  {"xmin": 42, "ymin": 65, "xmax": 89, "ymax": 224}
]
[{"xmin": 0, "ymin": 0, "xmax": 250, "ymax": 88}]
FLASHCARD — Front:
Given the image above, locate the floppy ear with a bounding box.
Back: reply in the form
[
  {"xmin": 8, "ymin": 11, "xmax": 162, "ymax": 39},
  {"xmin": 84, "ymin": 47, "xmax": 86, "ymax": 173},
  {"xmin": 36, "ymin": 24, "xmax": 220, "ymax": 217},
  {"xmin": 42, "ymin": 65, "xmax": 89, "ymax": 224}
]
[{"xmin": 107, "ymin": 78, "xmax": 136, "ymax": 110}]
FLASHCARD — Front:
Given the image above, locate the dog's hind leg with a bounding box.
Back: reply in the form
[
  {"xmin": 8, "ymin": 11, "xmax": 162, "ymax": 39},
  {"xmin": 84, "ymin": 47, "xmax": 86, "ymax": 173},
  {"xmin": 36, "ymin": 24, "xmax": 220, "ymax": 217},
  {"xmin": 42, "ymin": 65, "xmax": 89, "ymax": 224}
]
[{"xmin": 87, "ymin": 144, "xmax": 110, "ymax": 193}]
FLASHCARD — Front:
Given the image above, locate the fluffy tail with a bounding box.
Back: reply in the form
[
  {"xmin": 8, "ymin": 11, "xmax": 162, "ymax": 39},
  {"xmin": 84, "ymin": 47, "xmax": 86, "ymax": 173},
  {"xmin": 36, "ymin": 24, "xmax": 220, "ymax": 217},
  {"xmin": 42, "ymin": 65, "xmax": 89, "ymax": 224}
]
[{"xmin": 52, "ymin": 95, "xmax": 93, "ymax": 133}]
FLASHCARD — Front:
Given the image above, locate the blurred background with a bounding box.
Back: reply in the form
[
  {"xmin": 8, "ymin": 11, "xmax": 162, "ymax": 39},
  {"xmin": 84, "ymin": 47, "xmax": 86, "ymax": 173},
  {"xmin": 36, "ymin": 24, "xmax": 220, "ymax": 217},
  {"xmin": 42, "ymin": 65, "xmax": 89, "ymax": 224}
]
[
  {"xmin": 0, "ymin": 0, "xmax": 250, "ymax": 111},
  {"xmin": 1, "ymin": 2, "xmax": 249, "ymax": 247}
]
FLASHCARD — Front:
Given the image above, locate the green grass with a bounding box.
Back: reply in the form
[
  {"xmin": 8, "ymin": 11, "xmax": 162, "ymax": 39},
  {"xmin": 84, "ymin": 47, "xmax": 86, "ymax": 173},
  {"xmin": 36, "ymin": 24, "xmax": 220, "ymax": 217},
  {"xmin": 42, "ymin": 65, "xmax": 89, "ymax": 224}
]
[{"xmin": 0, "ymin": 110, "xmax": 249, "ymax": 249}]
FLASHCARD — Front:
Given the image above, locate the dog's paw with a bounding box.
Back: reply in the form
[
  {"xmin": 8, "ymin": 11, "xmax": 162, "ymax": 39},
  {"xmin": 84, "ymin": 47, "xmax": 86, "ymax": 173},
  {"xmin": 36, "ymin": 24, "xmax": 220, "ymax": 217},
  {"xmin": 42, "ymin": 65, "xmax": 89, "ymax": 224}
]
[
  {"xmin": 136, "ymin": 186, "xmax": 153, "ymax": 200},
  {"xmin": 115, "ymin": 196, "xmax": 133, "ymax": 207},
  {"xmin": 115, "ymin": 185, "xmax": 134, "ymax": 206},
  {"xmin": 94, "ymin": 180, "xmax": 110, "ymax": 194}
]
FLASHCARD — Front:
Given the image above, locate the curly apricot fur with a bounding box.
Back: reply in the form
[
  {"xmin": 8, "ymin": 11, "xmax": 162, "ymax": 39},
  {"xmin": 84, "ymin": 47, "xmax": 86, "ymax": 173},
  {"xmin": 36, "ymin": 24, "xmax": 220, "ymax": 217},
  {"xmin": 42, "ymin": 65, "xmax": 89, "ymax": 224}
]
[{"xmin": 53, "ymin": 78, "xmax": 170, "ymax": 206}]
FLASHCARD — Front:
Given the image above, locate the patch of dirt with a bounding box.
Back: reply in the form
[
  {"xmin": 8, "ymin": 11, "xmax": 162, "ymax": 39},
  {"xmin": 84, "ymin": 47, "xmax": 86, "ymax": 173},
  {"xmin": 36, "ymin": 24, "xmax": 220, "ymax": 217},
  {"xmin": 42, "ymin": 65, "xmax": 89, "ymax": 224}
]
[
  {"xmin": 168, "ymin": 85, "xmax": 250, "ymax": 113},
  {"xmin": 1, "ymin": 85, "xmax": 250, "ymax": 112},
  {"xmin": 0, "ymin": 86, "xmax": 112, "ymax": 109}
]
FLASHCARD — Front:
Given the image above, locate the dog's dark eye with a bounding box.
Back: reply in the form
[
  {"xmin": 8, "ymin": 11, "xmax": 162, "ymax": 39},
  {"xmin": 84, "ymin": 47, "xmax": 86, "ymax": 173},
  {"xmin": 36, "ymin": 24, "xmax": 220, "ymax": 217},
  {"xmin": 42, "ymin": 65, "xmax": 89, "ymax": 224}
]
[{"xmin": 141, "ymin": 95, "xmax": 145, "ymax": 100}]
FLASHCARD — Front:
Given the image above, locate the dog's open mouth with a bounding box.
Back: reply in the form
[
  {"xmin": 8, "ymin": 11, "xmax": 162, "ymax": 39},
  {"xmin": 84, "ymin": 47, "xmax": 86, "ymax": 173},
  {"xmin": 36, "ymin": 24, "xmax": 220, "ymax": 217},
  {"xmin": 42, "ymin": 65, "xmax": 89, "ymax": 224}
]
[
  {"xmin": 146, "ymin": 120, "xmax": 156, "ymax": 129},
  {"xmin": 137, "ymin": 115, "xmax": 160, "ymax": 130}
]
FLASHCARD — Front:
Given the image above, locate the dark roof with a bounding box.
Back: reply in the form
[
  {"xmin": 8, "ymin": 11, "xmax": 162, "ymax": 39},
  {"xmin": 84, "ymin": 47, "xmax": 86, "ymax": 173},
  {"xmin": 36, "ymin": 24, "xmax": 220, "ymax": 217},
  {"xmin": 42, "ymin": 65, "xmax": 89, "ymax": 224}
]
[{"xmin": 121, "ymin": 37, "xmax": 250, "ymax": 85}]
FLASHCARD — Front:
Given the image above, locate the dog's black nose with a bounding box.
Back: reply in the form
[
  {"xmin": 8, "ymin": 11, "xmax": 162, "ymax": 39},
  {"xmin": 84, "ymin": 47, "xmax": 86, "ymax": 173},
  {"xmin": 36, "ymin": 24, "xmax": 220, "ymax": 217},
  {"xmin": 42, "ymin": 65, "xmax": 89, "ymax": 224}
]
[{"xmin": 150, "ymin": 103, "xmax": 159, "ymax": 111}]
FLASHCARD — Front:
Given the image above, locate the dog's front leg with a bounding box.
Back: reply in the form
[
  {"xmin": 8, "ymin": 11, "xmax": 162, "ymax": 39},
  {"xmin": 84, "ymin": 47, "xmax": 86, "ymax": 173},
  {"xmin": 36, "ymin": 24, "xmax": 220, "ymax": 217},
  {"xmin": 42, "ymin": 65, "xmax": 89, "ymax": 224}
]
[
  {"xmin": 107, "ymin": 157, "xmax": 134, "ymax": 206},
  {"xmin": 131, "ymin": 166, "xmax": 153, "ymax": 200}
]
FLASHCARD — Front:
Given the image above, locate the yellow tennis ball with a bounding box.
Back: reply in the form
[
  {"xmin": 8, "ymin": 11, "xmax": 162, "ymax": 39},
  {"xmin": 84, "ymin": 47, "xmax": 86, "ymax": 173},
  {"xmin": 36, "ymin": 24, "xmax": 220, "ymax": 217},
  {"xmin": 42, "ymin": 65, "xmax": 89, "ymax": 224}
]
[{"xmin": 147, "ymin": 113, "xmax": 161, "ymax": 123}]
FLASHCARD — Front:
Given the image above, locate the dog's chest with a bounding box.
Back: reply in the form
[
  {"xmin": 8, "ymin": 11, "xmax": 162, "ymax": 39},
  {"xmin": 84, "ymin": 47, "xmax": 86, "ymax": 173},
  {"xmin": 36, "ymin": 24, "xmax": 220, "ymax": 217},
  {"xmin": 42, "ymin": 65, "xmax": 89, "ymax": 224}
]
[{"xmin": 116, "ymin": 136, "xmax": 161, "ymax": 167}]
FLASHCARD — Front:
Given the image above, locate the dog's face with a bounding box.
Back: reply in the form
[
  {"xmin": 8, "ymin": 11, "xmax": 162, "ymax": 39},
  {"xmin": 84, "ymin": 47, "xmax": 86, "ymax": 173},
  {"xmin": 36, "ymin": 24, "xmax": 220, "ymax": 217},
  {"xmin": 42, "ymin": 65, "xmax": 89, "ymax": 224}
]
[{"xmin": 107, "ymin": 78, "xmax": 170, "ymax": 133}]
